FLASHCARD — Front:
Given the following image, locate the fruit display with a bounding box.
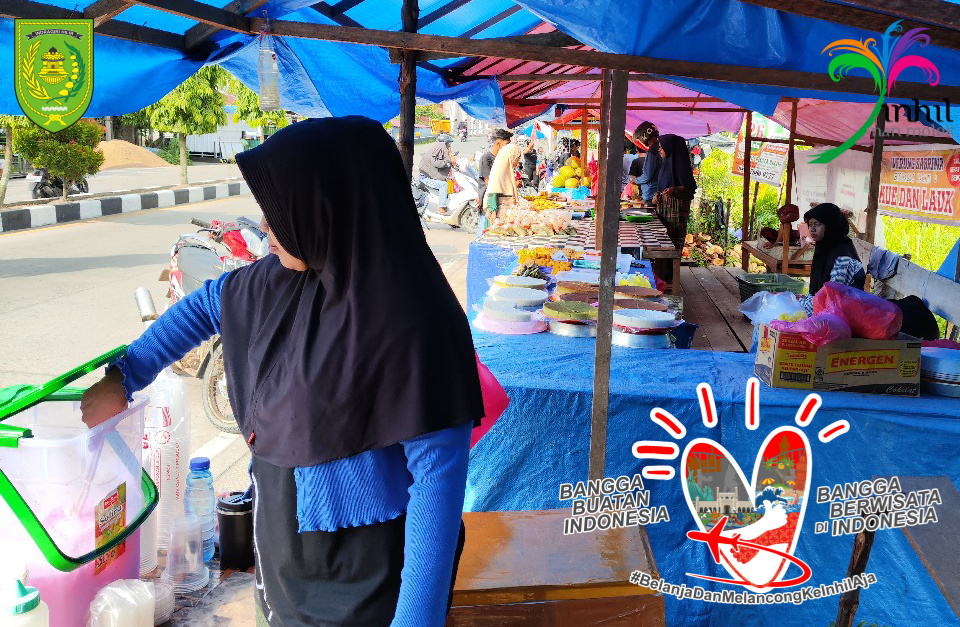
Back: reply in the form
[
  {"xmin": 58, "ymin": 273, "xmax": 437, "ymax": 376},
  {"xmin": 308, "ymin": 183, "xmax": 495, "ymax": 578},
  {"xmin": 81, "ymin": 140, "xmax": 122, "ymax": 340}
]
[
  {"xmin": 530, "ymin": 197, "xmax": 564, "ymax": 211},
  {"xmin": 487, "ymin": 208, "xmax": 577, "ymax": 237}
]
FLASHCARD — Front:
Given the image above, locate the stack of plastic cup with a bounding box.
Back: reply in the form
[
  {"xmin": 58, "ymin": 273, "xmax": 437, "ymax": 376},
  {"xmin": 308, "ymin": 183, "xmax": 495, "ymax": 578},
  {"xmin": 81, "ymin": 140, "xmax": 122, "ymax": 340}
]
[
  {"xmin": 160, "ymin": 515, "xmax": 209, "ymax": 594},
  {"xmin": 149, "ymin": 581, "xmax": 174, "ymax": 625},
  {"xmin": 139, "ymin": 510, "xmax": 158, "ymax": 575}
]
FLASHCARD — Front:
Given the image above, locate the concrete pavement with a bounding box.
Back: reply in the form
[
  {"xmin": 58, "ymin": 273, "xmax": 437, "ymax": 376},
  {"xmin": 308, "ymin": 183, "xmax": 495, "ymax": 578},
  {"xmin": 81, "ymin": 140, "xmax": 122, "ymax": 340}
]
[{"xmin": 0, "ymin": 192, "xmax": 473, "ymax": 492}]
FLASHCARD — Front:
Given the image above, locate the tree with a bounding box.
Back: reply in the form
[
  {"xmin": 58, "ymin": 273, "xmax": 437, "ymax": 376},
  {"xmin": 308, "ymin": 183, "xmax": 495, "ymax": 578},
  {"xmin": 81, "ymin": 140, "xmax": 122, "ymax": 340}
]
[
  {"xmin": 0, "ymin": 115, "xmax": 29, "ymax": 205},
  {"xmin": 145, "ymin": 65, "xmax": 227, "ymax": 184},
  {"xmin": 14, "ymin": 118, "xmax": 104, "ymax": 202},
  {"xmin": 226, "ymin": 75, "xmax": 288, "ymax": 135}
]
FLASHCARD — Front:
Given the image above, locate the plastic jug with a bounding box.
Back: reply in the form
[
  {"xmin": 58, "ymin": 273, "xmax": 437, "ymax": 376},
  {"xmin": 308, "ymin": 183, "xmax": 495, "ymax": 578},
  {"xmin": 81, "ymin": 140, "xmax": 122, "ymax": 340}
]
[
  {"xmin": 0, "ymin": 348, "xmax": 158, "ymax": 627},
  {"xmin": 3, "ymin": 581, "xmax": 49, "ymax": 627}
]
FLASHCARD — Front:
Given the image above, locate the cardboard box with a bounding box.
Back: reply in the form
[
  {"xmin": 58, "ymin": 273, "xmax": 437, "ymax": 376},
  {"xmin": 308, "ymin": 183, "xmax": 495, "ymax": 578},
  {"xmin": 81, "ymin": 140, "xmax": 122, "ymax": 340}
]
[{"xmin": 755, "ymin": 324, "xmax": 921, "ymax": 397}]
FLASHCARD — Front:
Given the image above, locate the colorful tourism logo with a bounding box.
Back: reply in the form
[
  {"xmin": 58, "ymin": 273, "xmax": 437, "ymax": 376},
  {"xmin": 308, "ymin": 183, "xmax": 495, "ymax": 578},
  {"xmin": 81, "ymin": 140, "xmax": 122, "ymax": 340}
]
[
  {"xmin": 14, "ymin": 19, "xmax": 94, "ymax": 131},
  {"xmin": 815, "ymin": 20, "xmax": 940, "ymax": 164}
]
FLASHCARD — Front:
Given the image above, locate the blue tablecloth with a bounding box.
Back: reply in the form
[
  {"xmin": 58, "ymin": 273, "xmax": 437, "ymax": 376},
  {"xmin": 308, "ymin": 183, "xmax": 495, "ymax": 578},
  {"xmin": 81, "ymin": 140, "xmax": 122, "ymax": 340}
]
[{"xmin": 466, "ymin": 244, "xmax": 960, "ymax": 627}]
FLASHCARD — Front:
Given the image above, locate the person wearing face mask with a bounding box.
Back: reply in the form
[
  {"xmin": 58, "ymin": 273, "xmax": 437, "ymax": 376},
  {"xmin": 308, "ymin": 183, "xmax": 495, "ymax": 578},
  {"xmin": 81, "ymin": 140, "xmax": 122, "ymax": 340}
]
[
  {"xmin": 477, "ymin": 128, "xmax": 513, "ymax": 212},
  {"xmin": 80, "ymin": 117, "xmax": 484, "ymax": 627}
]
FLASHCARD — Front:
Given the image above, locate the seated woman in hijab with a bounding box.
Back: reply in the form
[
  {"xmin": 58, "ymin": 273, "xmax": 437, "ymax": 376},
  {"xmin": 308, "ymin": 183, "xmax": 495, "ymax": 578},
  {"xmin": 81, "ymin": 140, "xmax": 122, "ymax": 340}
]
[
  {"xmin": 81, "ymin": 117, "xmax": 484, "ymax": 627},
  {"xmin": 798, "ymin": 202, "xmax": 865, "ymax": 315},
  {"xmin": 481, "ymin": 142, "xmax": 523, "ymax": 235}
]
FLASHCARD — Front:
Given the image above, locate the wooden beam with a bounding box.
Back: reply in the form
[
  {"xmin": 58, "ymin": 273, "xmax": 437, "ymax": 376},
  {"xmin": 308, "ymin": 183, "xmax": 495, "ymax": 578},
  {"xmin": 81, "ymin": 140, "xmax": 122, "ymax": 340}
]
[
  {"xmin": 874, "ymin": 132, "xmax": 958, "ymax": 144},
  {"xmin": 131, "ymin": 0, "xmax": 251, "ymax": 33},
  {"xmin": 327, "ymin": 0, "xmax": 366, "ymax": 15},
  {"xmin": 739, "ymin": 0, "xmax": 960, "ymax": 47},
  {"xmin": 623, "ymin": 106, "xmax": 747, "ymax": 112},
  {"xmin": 782, "ymin": 99, "xmax": 799, "ymax": 274},
  {"xmin": 589, "ymin": 69, "xmax": 628, "ymax": 483},
  {"xmin": 398, "ymin": 0, "xmax": 418, "ymax": 181},
  {"xmin": 84, "ymin": 0, "xmax": 131, "ymax": 27},
  {"xmin": 741, "ymin": 112, "xmax": 754, "ymax": 270},
  {"xmin": 312, "ymin": 1, "xmax": 364, "ymax": 28},
  {"xmin": 0, "ymin": 0, "xmax": 184, "ymax": 49},
  {"xmin": 835, "ymin": 530, "xmax": 876, "ymax": 627},
  {"xmin": 506, "ymin": 97, "xmax": 728, "ymax": 105},
  {"xmin": 388, "ymin": 33, "xmax": 582, "ymax": 63},
  {"xmin": 418, "ymin": 0, "xmax": 471, "ymax": 30},
  {"xmin": 459, "ymin": 5, "xmax": 522, "ymax": 39},
  {"xmin": 242, "ymin": 17, "xmax": 960, "ymax": 100},
  {"xmin": 865, "ymin": 113, "xmax": 885, "ymax": 245},
  {"xmin": 795, "ymin": 134, "xmax": 874, "ymax": 153},
  {"xmin": 185, "ymin": 0, "xmax": 270, "ymax": 50}
]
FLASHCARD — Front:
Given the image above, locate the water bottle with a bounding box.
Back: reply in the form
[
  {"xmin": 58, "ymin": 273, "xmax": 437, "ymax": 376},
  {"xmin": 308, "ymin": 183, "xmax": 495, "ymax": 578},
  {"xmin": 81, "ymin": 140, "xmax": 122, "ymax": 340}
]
[
  {"xmin": 258, "ymin": 35, "xmax": 280, "ymax": 111},
  {"xmin": 185, "ymin": 457, "xmax": 216, "ymax": 562}
]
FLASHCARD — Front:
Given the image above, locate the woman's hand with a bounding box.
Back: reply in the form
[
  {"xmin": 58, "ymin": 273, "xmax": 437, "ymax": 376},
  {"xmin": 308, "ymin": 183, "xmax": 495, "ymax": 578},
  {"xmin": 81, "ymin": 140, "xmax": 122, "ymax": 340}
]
[{"xmin": 81, "ymin": 368, "xmax": 128, "ymax": 429}]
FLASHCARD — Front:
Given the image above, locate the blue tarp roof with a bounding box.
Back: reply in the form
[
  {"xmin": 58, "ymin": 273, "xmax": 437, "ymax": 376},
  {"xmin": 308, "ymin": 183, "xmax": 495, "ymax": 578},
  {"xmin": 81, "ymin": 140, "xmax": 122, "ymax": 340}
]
[{"xmin": 4, "ymin": 0, "xmax": 960, "ymax": 133}]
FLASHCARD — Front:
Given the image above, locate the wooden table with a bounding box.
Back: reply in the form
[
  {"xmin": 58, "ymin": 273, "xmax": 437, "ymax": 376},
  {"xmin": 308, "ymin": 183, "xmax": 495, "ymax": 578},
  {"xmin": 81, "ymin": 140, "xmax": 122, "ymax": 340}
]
[
  {"xmin": 448, "ymin": 509, "xmax": 665, "ymax": 626},
  {"xmin": 742, "ymin": 240, "xmax": 812, "ymax": 276}
]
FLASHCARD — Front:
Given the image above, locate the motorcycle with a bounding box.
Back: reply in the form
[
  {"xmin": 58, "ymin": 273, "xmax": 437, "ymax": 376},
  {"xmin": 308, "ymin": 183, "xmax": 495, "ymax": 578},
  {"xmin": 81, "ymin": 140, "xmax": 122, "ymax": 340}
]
[
  {"xmin": 411, "ymin": 162, "xmax": 482, "ymax": 231},
  {"xmin": 458, "ymin": 128, "xmax": 468, "ymax": 142},
  {"xmin": 26, "ymin": 168, "xmax": 89, "ymax": 199},
  {"xmin": 159, "ymin": 216, "xmax": 268, "ymax": 433}
]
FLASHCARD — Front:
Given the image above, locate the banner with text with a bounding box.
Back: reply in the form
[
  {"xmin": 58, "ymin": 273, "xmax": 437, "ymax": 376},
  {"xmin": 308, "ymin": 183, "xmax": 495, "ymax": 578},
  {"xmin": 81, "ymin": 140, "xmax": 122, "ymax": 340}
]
[
  {"xmin": 879, "ymin": 148, "xmax": 960, "ymax": 225},
  {"xmin": 732, "ymin": 114, "xmax": 790, "ymax": 187}
]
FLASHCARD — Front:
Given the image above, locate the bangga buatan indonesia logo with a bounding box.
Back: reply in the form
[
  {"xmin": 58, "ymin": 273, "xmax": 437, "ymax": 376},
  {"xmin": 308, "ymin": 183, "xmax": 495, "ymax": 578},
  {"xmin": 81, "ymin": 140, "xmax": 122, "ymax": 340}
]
[{"xmin": 815, "ymin": 20, "xmax": 940, "ymax": 164}]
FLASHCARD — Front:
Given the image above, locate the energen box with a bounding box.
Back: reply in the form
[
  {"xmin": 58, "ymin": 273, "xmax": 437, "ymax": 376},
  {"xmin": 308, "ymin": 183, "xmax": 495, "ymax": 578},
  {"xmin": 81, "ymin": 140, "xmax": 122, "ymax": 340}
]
[{"xmin": 755, "ymin": 324, "xmax": 921, "ymax": 396}]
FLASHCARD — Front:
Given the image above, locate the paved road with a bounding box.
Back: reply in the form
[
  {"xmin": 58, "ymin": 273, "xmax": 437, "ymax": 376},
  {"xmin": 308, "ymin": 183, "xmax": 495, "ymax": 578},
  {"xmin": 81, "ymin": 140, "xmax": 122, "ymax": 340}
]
[{"xmin": 0, "ymin": 191, "xmax": 474, "ymax": 492}]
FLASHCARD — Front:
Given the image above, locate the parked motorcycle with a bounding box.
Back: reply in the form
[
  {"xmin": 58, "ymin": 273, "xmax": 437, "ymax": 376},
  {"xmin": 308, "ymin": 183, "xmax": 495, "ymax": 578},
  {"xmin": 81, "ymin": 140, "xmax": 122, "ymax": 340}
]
[
  {"xmin": 26, "ymin": 168, "xmax": 89, "ymax": 199},
  {"xmin": 412, "ymin": 162, "xmax": 481, "ymax": 231},
  {"xmin": 159, "ymin": 216, "xmax": 268, "ymax": 433}
]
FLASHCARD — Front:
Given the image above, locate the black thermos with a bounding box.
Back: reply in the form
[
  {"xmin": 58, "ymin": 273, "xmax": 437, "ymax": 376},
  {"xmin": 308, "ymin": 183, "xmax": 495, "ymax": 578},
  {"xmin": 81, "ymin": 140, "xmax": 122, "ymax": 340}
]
[{"xmin": 216, "ymin": 491, "xmax": 254, "ymax": 570}]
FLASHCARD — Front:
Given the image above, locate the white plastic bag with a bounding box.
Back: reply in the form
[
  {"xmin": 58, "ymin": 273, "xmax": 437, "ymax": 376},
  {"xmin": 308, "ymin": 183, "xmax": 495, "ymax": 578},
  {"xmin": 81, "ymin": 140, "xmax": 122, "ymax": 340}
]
[
  {"xmin": 87, "ymin": 580, "xmax": 154, "ymax": 627},
  {"xmin": 739, "ymin": 291, "xmax": 805, "ymax": 327}
]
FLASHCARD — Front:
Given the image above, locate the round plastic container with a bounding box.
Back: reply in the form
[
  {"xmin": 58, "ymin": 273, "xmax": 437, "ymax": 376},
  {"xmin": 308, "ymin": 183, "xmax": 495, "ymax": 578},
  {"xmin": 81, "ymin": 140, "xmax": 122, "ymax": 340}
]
[{"xmin": 0, "ymin": 394, "xmax": 150, "ymax": 627}]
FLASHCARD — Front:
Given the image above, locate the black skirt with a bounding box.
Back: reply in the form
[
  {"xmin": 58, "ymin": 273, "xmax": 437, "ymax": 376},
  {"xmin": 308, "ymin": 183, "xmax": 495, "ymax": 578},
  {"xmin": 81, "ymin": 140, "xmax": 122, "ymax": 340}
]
[{"xmin": 251, "ymin": 456, "xmax": 465, "ymax": 627}]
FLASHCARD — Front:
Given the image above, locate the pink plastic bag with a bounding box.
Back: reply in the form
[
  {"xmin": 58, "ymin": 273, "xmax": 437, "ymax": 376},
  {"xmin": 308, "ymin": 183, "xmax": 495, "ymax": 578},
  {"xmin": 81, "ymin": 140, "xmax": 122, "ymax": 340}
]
[
  {"xmin": 770, "ymin": 313, "xmax": 852, "ymax": 347},
  {"xmin": 471, "ymin": 353, "xmax": 509, "ymax": 448},
  {"xmin": 813, "ymin": 282, "xmax": 903, "ymax": 339}
]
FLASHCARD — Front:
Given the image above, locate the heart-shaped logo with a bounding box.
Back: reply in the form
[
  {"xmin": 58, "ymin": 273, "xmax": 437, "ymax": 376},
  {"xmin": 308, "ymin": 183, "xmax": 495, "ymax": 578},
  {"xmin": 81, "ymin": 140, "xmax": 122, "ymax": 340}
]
[{"xmin": 680, "ymin": 427, "xmax": 811, "ymax": 591}]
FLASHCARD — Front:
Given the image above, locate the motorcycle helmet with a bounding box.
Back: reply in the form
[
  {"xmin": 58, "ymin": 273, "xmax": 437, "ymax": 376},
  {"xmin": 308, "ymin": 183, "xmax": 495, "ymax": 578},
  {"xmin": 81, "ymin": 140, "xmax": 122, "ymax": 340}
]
[{"xmin": 437, "ymin": 133, "xmax": 454, "ymax": 144}]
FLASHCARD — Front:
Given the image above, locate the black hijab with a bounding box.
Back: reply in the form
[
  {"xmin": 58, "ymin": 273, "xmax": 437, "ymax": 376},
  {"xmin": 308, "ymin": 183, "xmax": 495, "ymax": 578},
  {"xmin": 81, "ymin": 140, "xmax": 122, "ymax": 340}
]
[
  {"xmin": 657, "ymin": 134, "xmax": 697, "ymax": 192},
  {"xmin": 804, "ymin": 203, "xmax": 861, "ymax": 295},
  {"xmin": 224, "ymin": 116, "xmax": 483, "ymax": 468}
]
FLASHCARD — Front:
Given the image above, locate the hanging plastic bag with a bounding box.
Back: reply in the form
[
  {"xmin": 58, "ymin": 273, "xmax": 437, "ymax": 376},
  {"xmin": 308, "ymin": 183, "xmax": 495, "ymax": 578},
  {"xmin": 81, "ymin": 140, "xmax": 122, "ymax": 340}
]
[
  {"xmin": 771, "ymin": 313, "xmax": 852, "ymax": 347},
  {"xmin": 472, "ymin": 353, "xmax": 509, "ymax": 448},
  {"xmin": 814, "ymin": 282, "xmax": 903, "ymax": 339},
  {"xmin": 739, "ymin": 291, "xmax": 806, "ymax": 327}
]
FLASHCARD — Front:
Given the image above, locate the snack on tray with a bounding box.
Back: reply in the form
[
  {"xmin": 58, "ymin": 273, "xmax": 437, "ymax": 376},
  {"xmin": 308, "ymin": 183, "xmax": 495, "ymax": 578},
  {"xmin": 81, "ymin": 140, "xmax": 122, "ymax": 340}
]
[
  {"xmin": 556, "ymin": 281, "xmax": 601, "ymax": 294},
  {"xmin": 612, "ymin": 298, "xmax": 670, "ymax": 312},
  {"xmin": 614, "ymin": 286, "xmax": 663, "ymax": 299},
  {"xmin": 557, "ymin": 291, "xmax": 600, "ymax": 304},
  {"xmin": 543, "ymin": 301, "xmax": 599, "ymax": 321}
]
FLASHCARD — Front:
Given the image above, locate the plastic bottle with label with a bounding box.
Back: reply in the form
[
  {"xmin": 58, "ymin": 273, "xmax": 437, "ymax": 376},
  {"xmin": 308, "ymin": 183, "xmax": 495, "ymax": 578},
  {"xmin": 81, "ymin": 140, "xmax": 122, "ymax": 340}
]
[
  {"xmin": 258, "ymin": 35, "xmax": 280, "ymax": 111},
  {"xmin": 4, "ymin": 581, "xmax": 49, "ymax": 627},
  {"xmin": 185, "ymin": 457, "xmax": 216, "ymax": 562}
]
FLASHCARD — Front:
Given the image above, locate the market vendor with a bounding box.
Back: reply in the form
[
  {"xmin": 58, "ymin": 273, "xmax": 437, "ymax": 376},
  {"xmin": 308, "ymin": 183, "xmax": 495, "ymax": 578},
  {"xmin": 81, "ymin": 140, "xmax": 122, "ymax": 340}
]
[
  {"xmin": 798, "ymin": 202, "xmax": 865, "ymax": 315},
  {"xmin": 477, "ymin": 128, "xmax": 514, "ymax": 211},
  {"xmin": 81, "ymin": 117, "xmax": 484, "ymax": 627},
  {"xmin": 482, "ymin": 142, "xmax": 523, "ymax": 234},
  {"xmin": 631, "ymin": 121, "xmax": 662, "ymax": 205}
]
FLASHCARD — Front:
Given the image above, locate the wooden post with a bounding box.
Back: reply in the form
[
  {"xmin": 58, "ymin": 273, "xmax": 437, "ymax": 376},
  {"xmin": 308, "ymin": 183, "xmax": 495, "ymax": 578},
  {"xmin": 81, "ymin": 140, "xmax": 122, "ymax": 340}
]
[
  {"xmin": 589, "ymin": 70, "xmax": 628, "ymax": 482},
  {"xmin": 781, "ymin": 100, "xmax": 799, "ymax": 273},
  {"xmin": 865, "ymin": 113, "xmax": 886, "ymax": 245},
  {"xmin": 580, "ymin": 109, "xmax": 589, "ymax": 163},
  {"xmin": 740, "ymin": 111, "xmax": 753, "ymax": 270},
  {"xmin": 397, "ymin": 0, "xmax": 419, "ymax": 180},
  {"xmin": 835, "ymin": 530, "xmax": 876, "ymax": 627},
  {"xmin": 596, "ymin": 81, "xmax": 610, "ymax": 248}
]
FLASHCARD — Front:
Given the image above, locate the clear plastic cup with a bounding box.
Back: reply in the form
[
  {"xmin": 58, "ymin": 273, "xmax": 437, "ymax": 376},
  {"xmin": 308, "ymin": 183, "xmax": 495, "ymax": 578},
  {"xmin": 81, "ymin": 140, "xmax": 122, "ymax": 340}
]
[{"xmin": 160, "ymin": 515, "xmax": 209, "ymax": 594}]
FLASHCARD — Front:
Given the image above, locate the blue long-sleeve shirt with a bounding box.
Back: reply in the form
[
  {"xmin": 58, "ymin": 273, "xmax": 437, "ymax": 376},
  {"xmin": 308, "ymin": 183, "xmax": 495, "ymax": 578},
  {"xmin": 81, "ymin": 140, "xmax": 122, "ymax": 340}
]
[
  {"xmin": 113, "ymin": 272, "xmax": 469, "ymax": 627},
  {"xmin": 636, "ymin": 147, "xmax": 662, "ymax": 202}
]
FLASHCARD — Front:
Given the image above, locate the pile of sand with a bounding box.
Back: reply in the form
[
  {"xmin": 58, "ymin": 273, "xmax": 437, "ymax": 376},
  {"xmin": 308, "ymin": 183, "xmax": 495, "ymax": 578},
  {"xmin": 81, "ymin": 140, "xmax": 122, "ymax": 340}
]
[{"xmin": 98, "ymin": 139, "xmax": 173, "ymax": 170}]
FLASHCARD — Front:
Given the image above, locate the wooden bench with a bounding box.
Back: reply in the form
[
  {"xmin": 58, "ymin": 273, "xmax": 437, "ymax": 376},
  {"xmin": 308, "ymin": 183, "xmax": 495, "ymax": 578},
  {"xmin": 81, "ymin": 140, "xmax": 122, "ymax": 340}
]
[{"xmin": 448, "ymin": 509, "xmax": 665, "ymax": 626}]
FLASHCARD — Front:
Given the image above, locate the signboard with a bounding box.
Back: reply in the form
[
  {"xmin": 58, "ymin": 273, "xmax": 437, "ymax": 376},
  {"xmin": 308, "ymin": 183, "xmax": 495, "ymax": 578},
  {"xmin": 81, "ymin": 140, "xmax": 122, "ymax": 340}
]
[
  {"xmin": 732, "ymin": 114, "xmax": 790, "ymax": 187},
  {"xmin": 879, "ymin": 148, "xmax": 960, "ymax": 225}
]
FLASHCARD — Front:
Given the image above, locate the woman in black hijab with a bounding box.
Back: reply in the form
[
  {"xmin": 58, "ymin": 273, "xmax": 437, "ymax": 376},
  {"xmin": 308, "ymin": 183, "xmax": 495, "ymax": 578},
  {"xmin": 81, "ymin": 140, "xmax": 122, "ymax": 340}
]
[
  {"xmin": 82, "ymin": 117, "xmax": 484, "ymax": 626},
  {"xmin": 798, "ymin": 202, "xmax": 865, "ymax": 315}
]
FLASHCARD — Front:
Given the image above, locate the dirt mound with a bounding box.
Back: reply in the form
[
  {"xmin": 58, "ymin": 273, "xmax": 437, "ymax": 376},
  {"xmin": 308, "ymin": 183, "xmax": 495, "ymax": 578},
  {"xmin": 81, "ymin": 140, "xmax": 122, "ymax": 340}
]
[{"xmin": 98, "ymin": 139, "xmax": 173, "ymax": 170}]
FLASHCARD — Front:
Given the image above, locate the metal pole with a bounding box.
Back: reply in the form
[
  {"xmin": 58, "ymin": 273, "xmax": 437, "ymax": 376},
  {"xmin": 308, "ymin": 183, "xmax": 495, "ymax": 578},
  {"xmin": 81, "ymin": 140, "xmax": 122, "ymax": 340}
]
[{"xmin": 589, "ymin": 70, "xmax": 628, "ymax": 482}]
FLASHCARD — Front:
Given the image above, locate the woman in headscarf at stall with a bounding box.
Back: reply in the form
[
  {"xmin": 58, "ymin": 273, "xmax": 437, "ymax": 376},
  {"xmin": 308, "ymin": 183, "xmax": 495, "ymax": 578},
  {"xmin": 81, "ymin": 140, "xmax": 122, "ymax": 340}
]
[
  {"xmin": 652, "ymin": 134, "xmax": 697, "ymax": 247},
  {"xmin": 81, "ymin": 117, "xmax": 485, "ymax": 627},
  {"xmin": 481, "ymin": 142, "xmax": 523, "ymax": 236},
  {"xmin": 797, "ymin": 202, "xmax": 865, "ymax": 316}
]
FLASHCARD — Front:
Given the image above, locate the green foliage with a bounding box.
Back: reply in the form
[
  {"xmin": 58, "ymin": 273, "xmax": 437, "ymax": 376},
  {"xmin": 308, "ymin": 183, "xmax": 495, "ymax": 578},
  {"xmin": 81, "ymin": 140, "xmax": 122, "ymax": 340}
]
[
  {"xmin": 13, "ymin": 118, "xmax": 104, "ymax": 183},
  {"xmin": 145, "ymin": 65, "xmax": 228, "ymax": 135},
  {"xmin": 226, "ymin": 74, "xmax": 288, "ymax": 131},
  {"xmin": 696, "ymin": 148, "xmax": 782, "ymax": 239},
  {"xmin": 117, "ymin": 108, "xmax": 150, "ymax": 131},
  {"xmin": 415, "ymin": 104, "xmax": 445, "ymax": 120},
  {"xmin": 157, "ymin": 140, "xmax": 191, "ymax": 166}
]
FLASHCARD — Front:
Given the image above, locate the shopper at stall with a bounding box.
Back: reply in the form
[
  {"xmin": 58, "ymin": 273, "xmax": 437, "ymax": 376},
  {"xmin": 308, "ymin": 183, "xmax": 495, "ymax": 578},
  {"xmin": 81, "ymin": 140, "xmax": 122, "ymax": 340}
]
[
  {"xmin": 477, "ymin": 128, "xmax": 513, "ymax": 211},
  {"xmin": 798, "ymin": 202, "xmax": 865, "ymax": 315},
  {"xmin": 483, "ymin": 143, "xmax": 523, "ymax": 232},
  {"xmin": 417, "ymin": 133, "xmax": 457, "ymax": 215},
  {"xmin": 632, "ymin": 121, "xmax": 662, "ymax": 205},
  {"xmin": 652, "ymin": 133, "xmax": 697, "ymax": 249},
  {"xmin": 519, "ymin": 136, "xmax": 538, "ymax": 189},
  {"xmin": 80, "ymin": 116, "xmax": 484, "ymax": 627}
]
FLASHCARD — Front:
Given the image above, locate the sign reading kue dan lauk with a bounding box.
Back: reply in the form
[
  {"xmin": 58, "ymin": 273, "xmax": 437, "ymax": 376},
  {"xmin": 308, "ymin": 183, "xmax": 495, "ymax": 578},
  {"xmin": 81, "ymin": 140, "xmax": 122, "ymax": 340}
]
[{"xmin": 879, "ymin": 148, "xmax": 960, "ymax": 224}]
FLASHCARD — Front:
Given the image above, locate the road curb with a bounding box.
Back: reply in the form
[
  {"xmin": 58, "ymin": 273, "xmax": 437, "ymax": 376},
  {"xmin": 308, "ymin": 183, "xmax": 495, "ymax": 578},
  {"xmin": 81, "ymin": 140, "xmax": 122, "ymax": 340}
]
[{"xmin": 0, "ymin": 179, "xmax": 249, "ymax": 233}]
